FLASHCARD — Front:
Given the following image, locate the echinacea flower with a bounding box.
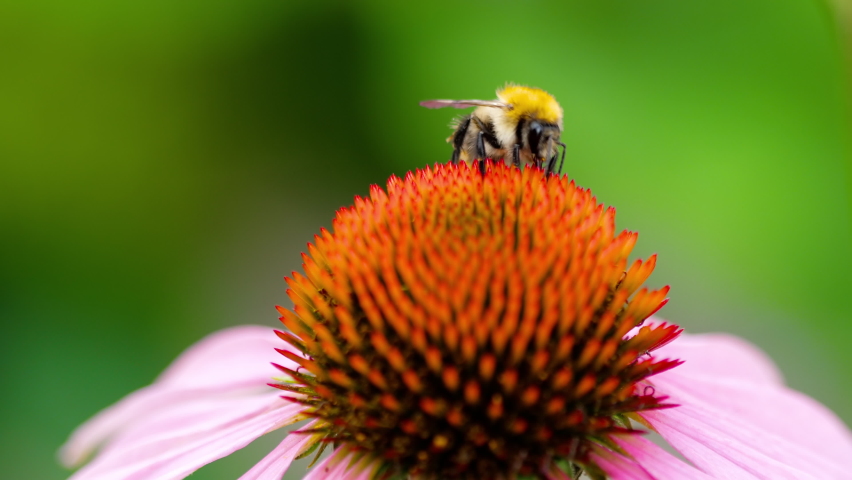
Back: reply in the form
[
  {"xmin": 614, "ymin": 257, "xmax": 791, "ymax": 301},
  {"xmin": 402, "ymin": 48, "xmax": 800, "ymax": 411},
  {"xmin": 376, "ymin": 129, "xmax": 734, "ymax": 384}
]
[{"xmin": 61, "ymin": 162, "xmax": 852, "ymax": 479}]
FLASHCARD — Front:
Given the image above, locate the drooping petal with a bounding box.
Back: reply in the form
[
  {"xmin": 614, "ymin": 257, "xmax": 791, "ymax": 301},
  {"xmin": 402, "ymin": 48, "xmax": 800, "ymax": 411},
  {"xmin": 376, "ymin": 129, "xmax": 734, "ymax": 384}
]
[
  {"xmin": 61, "ymin": 383, "xmax": 180, "ymax": 467},
  {"xmin": 238, "ymin": 421, "xmax": 319, "ymax": 480},
  {"xmin": 643, "ymin": 333, "xmax": 852, "ymax": 479},
  {"xmin": 61, "ymin": 326, "xmax": 300, "ymax": 468},
  {"xmin": 69, "ymin": 392, "xmax": 303, "ymax": 480}
]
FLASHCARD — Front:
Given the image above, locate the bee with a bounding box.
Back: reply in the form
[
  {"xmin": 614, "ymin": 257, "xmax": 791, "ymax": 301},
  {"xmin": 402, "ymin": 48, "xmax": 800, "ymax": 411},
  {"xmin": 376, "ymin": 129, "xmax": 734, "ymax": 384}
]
[{"xmin": 420, "ymin": 85, "xmax": 565, "ymax": 175}]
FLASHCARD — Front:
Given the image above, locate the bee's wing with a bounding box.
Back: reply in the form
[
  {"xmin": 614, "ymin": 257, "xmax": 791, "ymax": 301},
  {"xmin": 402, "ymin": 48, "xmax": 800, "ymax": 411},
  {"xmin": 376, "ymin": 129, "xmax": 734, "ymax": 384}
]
[{"xmin": 419, "ymin": 99, "xmax": 511, "ymax": 110}]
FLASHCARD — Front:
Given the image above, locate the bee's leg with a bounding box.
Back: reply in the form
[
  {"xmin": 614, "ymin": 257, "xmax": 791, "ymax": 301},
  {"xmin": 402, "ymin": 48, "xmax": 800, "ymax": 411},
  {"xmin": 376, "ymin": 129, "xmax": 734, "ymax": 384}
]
[
  {"xmin": 451, "ymin": 116, "xmax": 472, "ymax": 165},
  {"xmin": 475, "ymin": 131, "xmax": 486, "ymax": 160},
  {"xmin": 470, "ymin": 115, "xmax": 502, "ymax": 175},
  {"xmin": 544, "ymin": 140, "xmax": 555, "ymax": 174},
  {"xmin": 546, "ymin": 154, "xmax": 558, "ymax": 176},
  {"xmin": 512, "ymin": 144, "xmax": 521, "ymax": 168},
  {"xmin": 476, "ymin": 131, "xmax": 487, "ymax": 175},
  {"xmin": 557, "ymin": 141, "xmax": 567, "ymax": 174}
]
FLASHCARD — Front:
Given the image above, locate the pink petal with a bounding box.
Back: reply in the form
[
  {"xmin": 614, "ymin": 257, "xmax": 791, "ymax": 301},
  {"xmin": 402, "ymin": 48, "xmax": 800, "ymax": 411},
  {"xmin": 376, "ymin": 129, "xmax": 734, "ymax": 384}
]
[
  {"xmin": 589, "ymin": 445, "xmax": 653, "ymax": 480},
  {"xmin": 644, "ymin": 333, "xmax": 852, "ymax": 479},
  {"xmin": 342, "ymin": 464, "xmax": 374, "ymax": 480},
  {"xmin": 615, "ymin": 435, "xmax": 713, "ymax": 479},
  {"xmin": 302, "ymin": 450, "xmax": 374, "ymax": 480},
  {"xmin": 68, "ymin": 392, "xmax": 303, "ymax": 480},
  {"xmin": 155, "ymin": 325, "xmax": 295, "ymax": 389},
  {"xmin": 61, "ymin": 325, "xmax": 297, "ymax": 467},
  {"xmin": 651, "ymin": 331, "xmax": 783, "ymax": 385},
  {"xmin": 239, "ymin": 421, "xmax": 319, "ymax": 480}
]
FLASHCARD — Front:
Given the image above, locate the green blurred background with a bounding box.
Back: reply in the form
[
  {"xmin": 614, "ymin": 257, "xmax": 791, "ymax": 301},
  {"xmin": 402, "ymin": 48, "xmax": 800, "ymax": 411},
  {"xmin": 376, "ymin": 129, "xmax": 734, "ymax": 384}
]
[{"xmin": 1, "ymin": 0, "xmax": 850, "ymax": 478}]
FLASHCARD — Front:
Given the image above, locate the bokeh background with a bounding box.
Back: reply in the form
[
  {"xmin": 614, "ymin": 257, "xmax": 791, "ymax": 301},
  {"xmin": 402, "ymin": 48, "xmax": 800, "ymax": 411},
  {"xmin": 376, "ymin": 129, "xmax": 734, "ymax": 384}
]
[{"xmin": 1, "ymin": 0, "xmax": 850, "ymax": 478}]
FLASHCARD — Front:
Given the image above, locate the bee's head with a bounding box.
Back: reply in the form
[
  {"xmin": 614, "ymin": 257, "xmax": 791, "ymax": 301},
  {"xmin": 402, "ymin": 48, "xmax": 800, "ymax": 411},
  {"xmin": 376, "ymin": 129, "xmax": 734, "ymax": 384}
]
[{"xmin": 527, "ymin": 120, "xmax": 561, "ymax": 162}]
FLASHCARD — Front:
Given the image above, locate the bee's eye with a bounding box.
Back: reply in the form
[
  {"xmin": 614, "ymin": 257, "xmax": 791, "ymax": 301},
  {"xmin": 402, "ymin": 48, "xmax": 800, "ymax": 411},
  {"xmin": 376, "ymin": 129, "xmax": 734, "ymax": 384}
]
[{"xmin": 528, "ymin": 121, "xmax": 543, "ymax": 155}]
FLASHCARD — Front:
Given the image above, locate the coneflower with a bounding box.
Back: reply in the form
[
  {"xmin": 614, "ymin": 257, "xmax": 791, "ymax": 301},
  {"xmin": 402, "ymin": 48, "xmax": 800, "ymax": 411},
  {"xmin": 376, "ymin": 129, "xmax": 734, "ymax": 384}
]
[{"xmin": 61, "ymin": 162, "xmax": 852, "ymax": 479}]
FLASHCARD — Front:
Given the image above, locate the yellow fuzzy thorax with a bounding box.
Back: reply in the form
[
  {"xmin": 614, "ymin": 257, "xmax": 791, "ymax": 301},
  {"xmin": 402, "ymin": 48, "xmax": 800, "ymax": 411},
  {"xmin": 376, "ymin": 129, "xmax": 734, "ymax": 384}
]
[{"xmin": 497, "ymin": 85, "xmax": 563, "ymax": 124}]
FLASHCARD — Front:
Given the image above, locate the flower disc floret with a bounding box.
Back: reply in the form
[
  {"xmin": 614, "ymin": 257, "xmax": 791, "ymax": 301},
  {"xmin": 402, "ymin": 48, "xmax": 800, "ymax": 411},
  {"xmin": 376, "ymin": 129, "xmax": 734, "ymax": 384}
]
[{"xmin": 273, "ymin": 161, "xmax": 682, "ymax": 479}]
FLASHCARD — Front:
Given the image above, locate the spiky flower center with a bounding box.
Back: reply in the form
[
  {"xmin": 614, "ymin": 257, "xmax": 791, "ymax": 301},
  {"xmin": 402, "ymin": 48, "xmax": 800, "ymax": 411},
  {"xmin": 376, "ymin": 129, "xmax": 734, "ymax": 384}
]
[{"xmin": 273, "ymin": 162, "xmax": 682, "ymax": 479}]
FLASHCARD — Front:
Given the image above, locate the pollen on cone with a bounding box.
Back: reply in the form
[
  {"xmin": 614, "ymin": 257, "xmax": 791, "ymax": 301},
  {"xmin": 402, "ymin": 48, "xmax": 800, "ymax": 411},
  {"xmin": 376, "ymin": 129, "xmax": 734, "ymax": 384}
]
[{"xmin": 273, "ymin": 161, "xmax": 679, "ymax": 479}]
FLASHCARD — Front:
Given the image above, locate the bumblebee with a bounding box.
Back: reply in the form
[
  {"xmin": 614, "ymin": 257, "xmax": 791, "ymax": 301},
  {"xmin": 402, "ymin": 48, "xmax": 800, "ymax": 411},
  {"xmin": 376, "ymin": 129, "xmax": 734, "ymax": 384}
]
[{"xmin": 421, "ymin": 85, "xmax": 565, "ymax": 174}]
